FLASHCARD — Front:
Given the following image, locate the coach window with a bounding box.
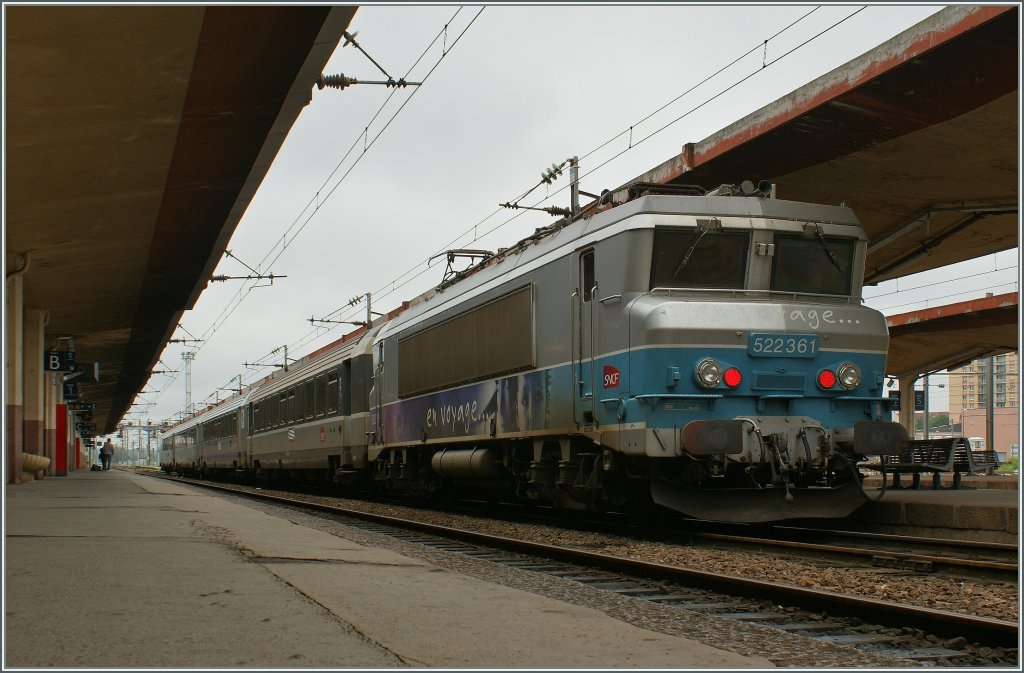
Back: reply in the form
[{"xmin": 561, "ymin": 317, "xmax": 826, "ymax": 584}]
[
  {"xmin": 341, "ymin": 360, "xmax": 353, "ymax": 416},
  {"xmin": 305, "ymin": 379, "xmax": 315, "ymax": 419},
  {"xmin": 326, "ymin": 370, "xmax": 339, "ymax": 415},
  {"xmin": 287, "ymin": 389, "xmax": 296, "ymax": 424},
  {"xmin": 316, "ymin": 373, "xmax": 327, "ymax": 418},
  {"xmin": 581, "ymin": 250, "xmax": 595, "ymax": 302}
]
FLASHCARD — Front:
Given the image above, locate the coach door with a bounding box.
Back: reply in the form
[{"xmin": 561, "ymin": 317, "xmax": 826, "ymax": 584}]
[
  {"xmin": 240, "ymin": 405, "xmax": 252, "ymax": 470},
  {"xmin": 574, "ymin": 249, "xmax": 597, "ymax": 425}
]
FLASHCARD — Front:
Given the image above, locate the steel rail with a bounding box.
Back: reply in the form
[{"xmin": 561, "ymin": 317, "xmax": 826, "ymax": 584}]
[
  {"xmin": 156, "ymin": 474, "xmax": 1018, "ymax": 648},
  {"xmin": 687, "ymin": 531, "xmax": 1018, "ymax": 576}
]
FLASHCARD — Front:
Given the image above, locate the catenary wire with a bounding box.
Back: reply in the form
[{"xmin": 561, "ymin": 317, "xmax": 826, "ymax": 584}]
[{"xmin": 200, "ymin": 5, "xmax": 884, "ymax": 403}]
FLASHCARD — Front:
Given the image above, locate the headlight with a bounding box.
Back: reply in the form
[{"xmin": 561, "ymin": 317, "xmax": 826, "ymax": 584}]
[
  {"xmin": 836, "ymin": 362, "xmax": 861, "ymax": 390},
  {"xmin": 695, "ymin": 359, "xmax": 723, "ymax": 388}
]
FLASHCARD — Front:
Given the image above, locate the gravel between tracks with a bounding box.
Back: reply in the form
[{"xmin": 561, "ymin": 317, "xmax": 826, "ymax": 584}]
[{"xmin": 235, "ymin": 486, "xmax": 1018, "ymax": 624}]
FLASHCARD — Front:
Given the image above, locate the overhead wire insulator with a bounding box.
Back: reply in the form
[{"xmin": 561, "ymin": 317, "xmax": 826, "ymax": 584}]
[
  {"xmin": 541, "ymin": 163, "xmax": 563, "ymax": 185},
  {"xmin": 317, "ymin": 73, "xmax": 359, "ymax": 90},
  {"xmin": 498, "ymin": 202, "xmax": 569, "ymax": 218}
]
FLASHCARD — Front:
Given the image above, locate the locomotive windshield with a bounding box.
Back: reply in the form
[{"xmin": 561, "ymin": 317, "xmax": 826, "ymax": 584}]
[
  {"xmin": 650, "ymin": 227, "xmax": 749, "ymax": 289},
  {"xmin": 771, "ymin": 232, "xmax": 855, "ymax": 295}
]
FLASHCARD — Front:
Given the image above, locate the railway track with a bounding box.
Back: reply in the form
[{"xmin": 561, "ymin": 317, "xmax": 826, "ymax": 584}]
[
  {"xmin": 429, "ymin": 494, "xmax": 1019, "ymax": 580},
  {"xmin": 152, "ymin": 473, "xmax": 1017, "ymax": 665},
  {"xmin": 673, "ymin": 526, "xmax": 1018, "ymax": 580}
]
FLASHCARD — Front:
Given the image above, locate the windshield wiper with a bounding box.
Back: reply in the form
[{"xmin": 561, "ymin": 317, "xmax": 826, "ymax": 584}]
[
  {"xmin": 673, "ymin": 219, "xmax": 719, "ymax": 279},
  {"xmin": 813, "ymin": 224, "xmax": 843, "ymax": 272}
]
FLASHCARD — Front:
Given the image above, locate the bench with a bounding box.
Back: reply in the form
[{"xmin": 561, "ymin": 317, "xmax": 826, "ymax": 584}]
[
  {"xmin": 879, "ymin": 438, "xmax": 995, "ymax": 489},
  {"xmin": 970, "ymin": 449, "xmax": 1001, "ymax": 475}
]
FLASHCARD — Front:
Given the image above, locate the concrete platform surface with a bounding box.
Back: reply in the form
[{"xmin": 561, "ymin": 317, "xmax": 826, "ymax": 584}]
[{"xmin": 4, "ymin": 470, "xmax": 773, "ymax": 669}]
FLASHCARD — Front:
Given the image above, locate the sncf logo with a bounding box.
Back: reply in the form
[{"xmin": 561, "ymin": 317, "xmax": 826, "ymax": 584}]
[{"xmin": 603, "ymin": 365, "xmax": 621, "ymax": 389}]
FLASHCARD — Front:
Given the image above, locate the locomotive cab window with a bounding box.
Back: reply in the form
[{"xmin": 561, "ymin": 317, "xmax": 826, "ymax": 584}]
[
  {"xmin": 650, "ymin": 226, "xmax": 749, "ymax": 289},
  {"xmin": 581, "ymin": 250, "xmax": 595, "ymax": 302},
  {"xmin": 771, "ymin": 232, "xmax": 855, "ymax": 295}
]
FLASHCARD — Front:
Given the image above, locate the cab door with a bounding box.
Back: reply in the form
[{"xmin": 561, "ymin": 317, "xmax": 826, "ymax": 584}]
[{"xmin": 574, "ymin": 249, "xmax": 597, "ymax": 425}]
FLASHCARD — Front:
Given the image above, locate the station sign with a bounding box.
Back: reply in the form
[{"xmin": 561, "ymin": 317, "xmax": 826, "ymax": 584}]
[
  {"xmin": 63, "ymin": 382, "xmax": 78, "ymax": 400},
  {"xmin": 68, "ymin": 401, "xmax": 96, "ymax": 412},
  {"xmin": 44, "ymin": 351, "xmax": 76, "ymax": 372},
  {"xmin": 76, "ymin": 422, "xmax": 97, "ymax": 433},
  {"xmin": 886, "ymin": 390, "xmax": 927, "ymax": 411}
]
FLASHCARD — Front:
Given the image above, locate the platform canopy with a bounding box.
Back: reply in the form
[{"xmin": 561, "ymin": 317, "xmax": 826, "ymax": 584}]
[
  {"xmin": 615, "ymin": 5, "xmax": 1019, "ymax": 286},
  {"xmin": 5, "ymin": 6, "xmax": 357, "ymax": 433},
  {"xmin": 885, "ymin": 292, "xmax": 1019, "ymax": 379}
]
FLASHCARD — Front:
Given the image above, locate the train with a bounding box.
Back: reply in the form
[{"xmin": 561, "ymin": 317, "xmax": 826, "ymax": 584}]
[{"xmin": 159, "ymin": 180, "xmax": 908, "ymax": 523}]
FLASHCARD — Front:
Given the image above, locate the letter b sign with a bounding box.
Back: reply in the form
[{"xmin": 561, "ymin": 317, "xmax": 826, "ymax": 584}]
[{"xmin": 44, "ymin": 351, "xmax": 75, "ymax": 372}]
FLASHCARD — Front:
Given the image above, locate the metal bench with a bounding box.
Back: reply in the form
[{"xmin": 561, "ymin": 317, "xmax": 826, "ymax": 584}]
[
  {"xmin": 969, "ymin": 449, "xmax": 1000, "ymax": 475},
  {"xmin": 879, "ymin": 437, "xmax": 986, "ymax": 489}
]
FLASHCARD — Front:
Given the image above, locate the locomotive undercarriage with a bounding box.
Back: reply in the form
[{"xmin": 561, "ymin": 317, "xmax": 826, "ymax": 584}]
[
  {"xmin": 367, "ymin": 438, "xmax": 648, "ymax": 512},
  {"xmin": 321, "ymin": 416, "xmax": 875, "ymax": 521}
]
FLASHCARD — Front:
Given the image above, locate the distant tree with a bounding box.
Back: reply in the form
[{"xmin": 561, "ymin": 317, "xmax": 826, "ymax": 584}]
[{"xmin": 915, "ymin": 414, "xmax": 950, "ymax": 431}]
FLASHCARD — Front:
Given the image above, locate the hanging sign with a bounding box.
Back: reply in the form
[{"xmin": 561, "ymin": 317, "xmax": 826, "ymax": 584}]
[{"xmin": 44, "ymin": 351, "xmax": 76, "ymax": 372}]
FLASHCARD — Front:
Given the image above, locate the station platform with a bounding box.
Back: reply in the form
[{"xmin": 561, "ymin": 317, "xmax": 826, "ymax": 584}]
[
  {"xmin": 4, "ymin": 469, "xmax": 772, "ymax": 669},
  {"xmin": 851, "ymin": 476, "xmax": 1019, "ymax": 543}
]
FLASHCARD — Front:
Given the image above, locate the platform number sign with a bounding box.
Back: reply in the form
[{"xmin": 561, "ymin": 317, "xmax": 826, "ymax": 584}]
[
  {"xmin": 63, "ymin": 382, "xmax": 78, "ymax": 400},
  {"xmin": 44, "ymin": 351, "xmax": 76, "ymax": 372},
  {"xmin": 886, "ymin": 390, "xmax": 926, "ymax": 412}
]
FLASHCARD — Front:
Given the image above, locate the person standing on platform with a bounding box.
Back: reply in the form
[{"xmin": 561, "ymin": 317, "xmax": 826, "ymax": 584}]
[{"xmin": 100, "ymin": 438, "xmax": 114, "ymax": 471}]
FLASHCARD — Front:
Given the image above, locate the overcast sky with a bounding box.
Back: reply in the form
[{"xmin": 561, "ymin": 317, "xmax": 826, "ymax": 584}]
[{"xmin": 128, "ymin": 4, "xmax": 1018, "ymax": 429}]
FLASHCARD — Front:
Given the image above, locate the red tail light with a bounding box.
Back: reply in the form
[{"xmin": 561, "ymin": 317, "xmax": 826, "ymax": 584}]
[
  {"xmin": 723, "ymin": 367, "xmax": 743, "ymax": 388},
  {"xmin": 817, "ymin": 369, "xmax": 837, "ymax": 390}
]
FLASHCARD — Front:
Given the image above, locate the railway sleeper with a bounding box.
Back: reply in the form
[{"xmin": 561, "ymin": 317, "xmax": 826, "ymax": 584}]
[{"xmin": 871, "ymin": 554, "xmax": 934, "ymax": 573}]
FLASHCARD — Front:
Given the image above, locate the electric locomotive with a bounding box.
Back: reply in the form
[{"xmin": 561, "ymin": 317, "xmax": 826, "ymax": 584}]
[{"xmin": 368, "ymin": 182, "xmax": 906, "ymax": 522}]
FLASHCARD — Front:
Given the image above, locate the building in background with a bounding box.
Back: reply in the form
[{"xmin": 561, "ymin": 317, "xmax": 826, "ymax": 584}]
[{"xmin": 948, "ymin": 352, "xmax": 1020, "ymax": 460}]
